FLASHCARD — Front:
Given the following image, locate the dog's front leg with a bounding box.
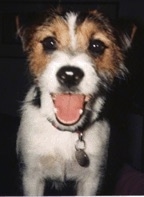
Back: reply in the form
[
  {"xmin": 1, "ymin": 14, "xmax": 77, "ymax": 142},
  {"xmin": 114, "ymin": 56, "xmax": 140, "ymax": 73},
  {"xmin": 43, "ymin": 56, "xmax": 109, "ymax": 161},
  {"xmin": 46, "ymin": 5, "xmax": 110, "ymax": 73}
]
[
  {"xmin": 23, "ymin": 169, "xmax": 45, "ymax": 196},
  {"xmin": 76, "ymin": 175, "xmax": 100, "ymax": 196}
]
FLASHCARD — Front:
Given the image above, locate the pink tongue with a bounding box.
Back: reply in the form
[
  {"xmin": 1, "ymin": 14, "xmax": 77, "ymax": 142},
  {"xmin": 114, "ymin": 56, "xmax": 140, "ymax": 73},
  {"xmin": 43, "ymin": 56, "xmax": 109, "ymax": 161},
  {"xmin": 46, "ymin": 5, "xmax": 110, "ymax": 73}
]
[{"xmin": 54, "ymin": 94, "xmax": 85, "ymax": 125}]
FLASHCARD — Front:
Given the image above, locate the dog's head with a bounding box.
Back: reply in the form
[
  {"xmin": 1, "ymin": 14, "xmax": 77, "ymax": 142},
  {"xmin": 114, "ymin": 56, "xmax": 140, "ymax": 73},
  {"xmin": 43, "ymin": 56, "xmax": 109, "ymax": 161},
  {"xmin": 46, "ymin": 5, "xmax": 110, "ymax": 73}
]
[{"xmin": 17, "ymin": 9, "xmax": 134, "ymax": 131}]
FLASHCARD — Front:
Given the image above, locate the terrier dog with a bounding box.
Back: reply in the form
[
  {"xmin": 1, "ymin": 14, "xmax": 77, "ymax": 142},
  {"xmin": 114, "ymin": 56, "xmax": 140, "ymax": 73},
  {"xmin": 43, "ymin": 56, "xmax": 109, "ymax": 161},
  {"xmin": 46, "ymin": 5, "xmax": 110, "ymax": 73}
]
[{"xmin": 16, "ymin": 8, "xmax": 134, "ymax": 196}]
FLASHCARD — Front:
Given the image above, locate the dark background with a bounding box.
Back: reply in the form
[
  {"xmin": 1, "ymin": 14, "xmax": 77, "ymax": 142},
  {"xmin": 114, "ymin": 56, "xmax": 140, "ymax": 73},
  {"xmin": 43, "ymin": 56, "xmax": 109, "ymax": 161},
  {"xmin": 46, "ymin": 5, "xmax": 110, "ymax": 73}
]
[{"xmin": 0, "ymin": 0, "xmax": 144, "ymax": 195}]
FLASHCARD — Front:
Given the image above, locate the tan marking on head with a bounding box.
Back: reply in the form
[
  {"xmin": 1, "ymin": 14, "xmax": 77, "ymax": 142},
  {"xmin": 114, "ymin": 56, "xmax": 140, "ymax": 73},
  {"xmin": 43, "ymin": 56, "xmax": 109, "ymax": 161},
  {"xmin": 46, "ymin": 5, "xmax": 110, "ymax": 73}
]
[
  {"xmin": 77, "ymin": 23, "xmax": 112, "ymax": 50},
  {"xmin": 76, "ymin": 18, "xmax": 124, "ymax": 79},
  {"xmin": 26, "ymin": 16, "xmax": 70, "ymax": 76}
]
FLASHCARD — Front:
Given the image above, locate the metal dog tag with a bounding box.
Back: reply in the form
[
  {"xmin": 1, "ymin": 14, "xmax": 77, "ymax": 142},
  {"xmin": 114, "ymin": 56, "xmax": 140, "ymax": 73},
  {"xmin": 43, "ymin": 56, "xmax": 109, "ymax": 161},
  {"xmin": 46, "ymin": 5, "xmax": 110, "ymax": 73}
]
[{"xmin": 75, "ymin": 149, "xmax": 89, "ymax": 167}]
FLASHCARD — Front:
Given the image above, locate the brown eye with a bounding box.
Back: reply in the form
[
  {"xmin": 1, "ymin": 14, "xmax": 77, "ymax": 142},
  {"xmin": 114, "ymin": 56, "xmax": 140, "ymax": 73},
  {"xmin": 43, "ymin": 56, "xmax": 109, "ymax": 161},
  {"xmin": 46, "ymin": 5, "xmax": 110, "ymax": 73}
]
[
  {"xmin": 88, "ymin": 39, "xmax": 106, "ymax": 56},
  {"xmin": 41, "ymin": 36, "xmax": 57, "ymax": 52}
]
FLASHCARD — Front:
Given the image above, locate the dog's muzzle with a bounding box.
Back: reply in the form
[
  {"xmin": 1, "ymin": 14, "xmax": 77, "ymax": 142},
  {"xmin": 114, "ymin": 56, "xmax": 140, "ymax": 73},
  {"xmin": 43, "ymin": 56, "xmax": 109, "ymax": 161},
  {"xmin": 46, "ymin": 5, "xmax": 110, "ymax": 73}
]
[{"xmin": 51, "ymin": 66, "xmax": 90, "ymax": 126}]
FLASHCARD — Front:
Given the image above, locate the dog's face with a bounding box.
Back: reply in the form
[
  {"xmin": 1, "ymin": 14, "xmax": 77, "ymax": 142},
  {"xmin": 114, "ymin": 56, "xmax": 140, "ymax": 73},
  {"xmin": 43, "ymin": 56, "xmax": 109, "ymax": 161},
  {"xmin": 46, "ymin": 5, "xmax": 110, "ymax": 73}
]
[{"xmin": 18, "ymin": 9, "xmax": 131, "ymax": 131}]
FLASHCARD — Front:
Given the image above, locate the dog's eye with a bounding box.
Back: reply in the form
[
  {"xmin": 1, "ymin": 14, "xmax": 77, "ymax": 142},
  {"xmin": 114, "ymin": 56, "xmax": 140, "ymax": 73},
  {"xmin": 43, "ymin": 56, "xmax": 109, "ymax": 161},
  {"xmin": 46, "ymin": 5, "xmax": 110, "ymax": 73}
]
[
  {"xmin": 41, "ymin": 37, "xmax": 57, "ymax": 52},
  {"xmin": 88, "ymin": 39, "xmax": 106, "ymax": 56}
]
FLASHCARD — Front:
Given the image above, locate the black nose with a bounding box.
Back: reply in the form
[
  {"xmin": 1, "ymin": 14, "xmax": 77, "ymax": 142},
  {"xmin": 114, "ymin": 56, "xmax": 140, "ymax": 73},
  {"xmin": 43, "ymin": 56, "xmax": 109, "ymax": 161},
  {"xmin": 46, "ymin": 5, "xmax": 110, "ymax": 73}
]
[{"xmin": 57, "ymin": 66, "xmax": 84, "ymax": 87}]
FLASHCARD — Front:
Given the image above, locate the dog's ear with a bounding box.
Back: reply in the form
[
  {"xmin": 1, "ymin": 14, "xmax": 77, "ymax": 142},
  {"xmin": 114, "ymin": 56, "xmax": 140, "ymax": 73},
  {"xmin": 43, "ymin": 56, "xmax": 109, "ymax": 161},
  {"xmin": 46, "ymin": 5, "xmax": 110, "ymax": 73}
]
[
  {"xmin": 16, "ymin": 13, "xmax": 41, "ymax": 51},
  {"xmin": 121, "ymin": 23, "xmax": 137, "ymax": 50},
  {"xmin": 16, "ymin": 15, "xmax": 30, "ymax": 51},
  {"xmin": 16, "ymin": 15, "xmax": 23, "ymax": 40},
  {"xmin": 114, "ymin": 20, "xmax": 137, "ymax": 51}
]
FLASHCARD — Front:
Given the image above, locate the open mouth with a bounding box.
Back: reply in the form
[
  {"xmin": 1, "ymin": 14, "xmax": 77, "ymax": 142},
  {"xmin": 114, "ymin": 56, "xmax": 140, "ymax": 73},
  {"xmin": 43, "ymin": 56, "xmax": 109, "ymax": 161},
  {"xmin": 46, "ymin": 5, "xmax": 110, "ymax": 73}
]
[{"xmin": 51, "ymin": 93, "xmax": 90, "ymax": 125}]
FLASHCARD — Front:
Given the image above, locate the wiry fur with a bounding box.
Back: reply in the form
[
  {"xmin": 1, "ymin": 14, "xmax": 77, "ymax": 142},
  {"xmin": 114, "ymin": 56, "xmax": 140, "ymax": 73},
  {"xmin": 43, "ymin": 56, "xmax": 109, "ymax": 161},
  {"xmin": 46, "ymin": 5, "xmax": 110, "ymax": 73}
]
[{"xmin": 17, "ymin": 9, "xmax": 132, "ymax": 196}]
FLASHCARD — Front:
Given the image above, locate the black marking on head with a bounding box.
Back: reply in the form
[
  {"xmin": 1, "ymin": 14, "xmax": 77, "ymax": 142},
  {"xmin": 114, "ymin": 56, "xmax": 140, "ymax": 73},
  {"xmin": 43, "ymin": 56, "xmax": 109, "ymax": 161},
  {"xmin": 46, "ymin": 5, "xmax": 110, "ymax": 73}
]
[
  {"xmin": 76, "ymin": 11, "xmax": 88, "ymax": 25},
  {"xmin": 32, "ymin": 87, "xmax": 41, "ymax": 108}
]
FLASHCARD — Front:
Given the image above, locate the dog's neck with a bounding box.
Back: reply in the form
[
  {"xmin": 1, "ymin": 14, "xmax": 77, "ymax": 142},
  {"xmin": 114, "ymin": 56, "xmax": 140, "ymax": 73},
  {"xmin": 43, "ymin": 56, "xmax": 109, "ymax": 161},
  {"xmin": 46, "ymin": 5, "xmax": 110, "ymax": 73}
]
[{"xmin": 50, "ymin": 120, "xmax": 90, "ymax": 167}]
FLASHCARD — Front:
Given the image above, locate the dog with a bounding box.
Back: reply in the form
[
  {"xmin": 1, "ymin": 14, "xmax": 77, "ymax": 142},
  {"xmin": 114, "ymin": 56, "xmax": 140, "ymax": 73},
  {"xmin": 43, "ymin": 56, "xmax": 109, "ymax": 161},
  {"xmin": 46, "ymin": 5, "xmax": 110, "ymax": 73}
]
[{"xmin": 16, "ymin": 8, "xmax": 134, "ymax": 196}]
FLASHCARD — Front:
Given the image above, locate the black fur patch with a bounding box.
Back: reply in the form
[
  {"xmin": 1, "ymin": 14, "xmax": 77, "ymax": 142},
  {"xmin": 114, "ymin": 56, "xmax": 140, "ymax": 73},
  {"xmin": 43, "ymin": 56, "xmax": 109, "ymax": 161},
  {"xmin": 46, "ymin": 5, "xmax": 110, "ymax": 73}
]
[
  {"xmin": 32, "ymin": 87, "xmax": 41, "ymax": 108},
  {"xmin": 76, "ymin": 11, "xmax": 88, "ymax": 26}
]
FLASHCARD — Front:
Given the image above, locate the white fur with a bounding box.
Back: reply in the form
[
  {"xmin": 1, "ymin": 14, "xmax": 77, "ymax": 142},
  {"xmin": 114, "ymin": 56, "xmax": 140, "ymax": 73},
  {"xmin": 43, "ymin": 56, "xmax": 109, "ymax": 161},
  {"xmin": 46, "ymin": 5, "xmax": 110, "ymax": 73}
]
[
  {"xmin": 40, "ymin": 51, "xmax": 99, "ymax": 95},
  {"xmin": 66, "ymin": 12, "xmax": 78, "ymax": 50}
]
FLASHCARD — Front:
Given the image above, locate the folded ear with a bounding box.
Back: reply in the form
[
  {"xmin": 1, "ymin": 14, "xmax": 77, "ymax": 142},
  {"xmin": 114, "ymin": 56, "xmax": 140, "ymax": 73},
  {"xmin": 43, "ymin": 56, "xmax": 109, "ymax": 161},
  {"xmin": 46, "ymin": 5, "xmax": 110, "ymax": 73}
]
[
  {"xmin": 130, "ymin": 24, "xmax": 137, "ymax": 42},
  {"xmin": 121, "ymin": 23, "xmax": 137, "ymax": 50},
  {"xmin": 114, "ymin": 20, "xmax": 137, "ymax": 51},
  {"xmin": 16, "ymin": 13, "xmax": 40, "ymax": 31},
  {"xmin": 15, "ymin": 15, "xmax": 29, "ymax": 51},
  {"xmin": 15, "ymin": 14, "xmax": 38, "ymax": 51},
  {"xmin": 16, "ymin": 15, "xmax": 23, "ymax": 38}
]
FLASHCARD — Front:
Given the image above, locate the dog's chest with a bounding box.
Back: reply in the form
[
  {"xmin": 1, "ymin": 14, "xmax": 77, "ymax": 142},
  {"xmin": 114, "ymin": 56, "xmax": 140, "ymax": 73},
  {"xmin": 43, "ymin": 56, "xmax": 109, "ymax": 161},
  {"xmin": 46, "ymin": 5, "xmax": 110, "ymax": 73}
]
[
  {"xmin": 39, "ymin": 152, "xmax": 87, "ymax": 180},
  {"xmin": 25, "ymin": 121, "xmax": 85, "ymax": 179},
  {"xmin": 20, "ymin": 106, "xmax": 109, "ymax": 180},
  {"xmin": 25, "ymin": 124, "xmax": 93, "ymax": 180}
]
